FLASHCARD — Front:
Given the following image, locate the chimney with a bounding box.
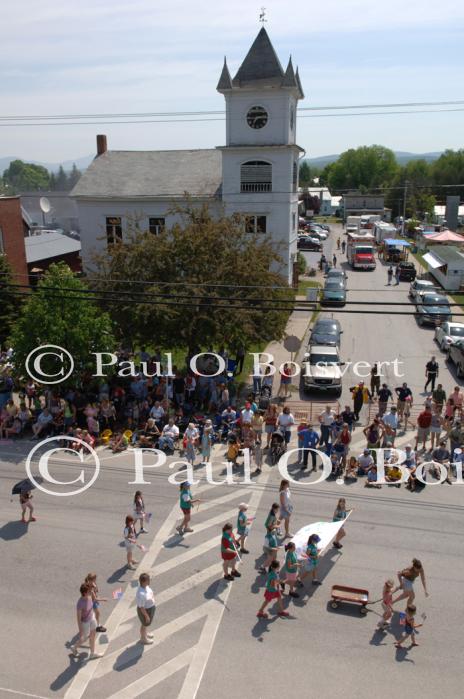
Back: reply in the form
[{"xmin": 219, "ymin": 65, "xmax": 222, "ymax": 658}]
[{"xmin": 96, "ymin": 134, "xmax": 108, "ymax": 156}]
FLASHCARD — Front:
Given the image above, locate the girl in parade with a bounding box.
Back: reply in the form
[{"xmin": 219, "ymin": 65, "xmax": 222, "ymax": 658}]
[
  {"xmin": 280, "ymin": 541, "xmax": 300, "ymax": 598},
  {"xmin": 264, "ymin": 502, "xmax": 281, "ymax": 536},
  {"xmin": 332, "ymin": 498, "xmax": 352, "ymax": 549},
  {"xmin": 256, "ymin": 560, "xmax": 289, "ymax": 618},
  {"xmin": 279, "ymin": 479, "xmax": 293, "ymax": 539},
  {"xmin": 236, "ymin": 502, "xmax": 252, "ymax": 554},
  {"xmin": 259, "ymin": 527, "xmax": 280, "ymax": 574},
  {"xmin": 395, "ymin": 604, "xmax": 423, "ymax": 648},
  {"xmin": 84, "ymin": 572, "xmax": 107, "ymax": 633},
  {"xmin": 124, "ymin": 515, "xmax": 138, "ymax": 570},
  {"xmin": 176, "ymin": 481, "xmax": 200, "ymax": 536},
  {"xmin": 377, "ymin": 579, "xmax": 394, "ymax": 630},
  {"xmin": 133, "ymin": 490, "xmax": 148, "ymax": 534},
  {"xmin": 221, "ymin": 523, "xmax": 241, "ymax": 581},
  {"xmin": 299, "ymin": 534, "xmax": 322, "ymax": 585}
]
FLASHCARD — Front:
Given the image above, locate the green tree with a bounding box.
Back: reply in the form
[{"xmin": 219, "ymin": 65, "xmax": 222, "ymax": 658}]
[
  {"xmin": 55, "ymin": 165, "xmax": 69, "ymax": 190},
  {"xmin": 327, "ymin": 145, "xmax": 398, "ymax": 192},
  {"xmin": 299, "ymin": 161, "xmax": 312, "ymax": 187},
  {"xmin": 385, "ymin": 159, "xmax": 434, "ymax": 219},
  {"xmin": 431, "ymin": 149, "xmax": 464, "ymax": 196},
  {"xmin": 3, "ymin": 159, "xmax": 50, "ymax": 192},
  {"xmin": 91, "ymin": 205, "xmax": 293, "ymax": 352},
  {"xmin": 9, "ymin": 263, "xmax": 115, "ymax": 387},
  {"xmin": 67, "ymin": 163, "xmax": 82, "ymax": 189},
  {"xmin": 0, "ymin": 256, "xmax": 19, "ymax": 346}
]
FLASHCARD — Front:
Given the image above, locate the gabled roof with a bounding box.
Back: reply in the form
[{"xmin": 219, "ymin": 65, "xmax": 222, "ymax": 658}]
[
  {"xmin": 427, "ymin": 245, "xmax": 464, "ymax": 264},
  {"xmin": 70, "ymin": 149, "xmax": 222, "ymax": 199},
  {"xmin": 232, "ymin": 27, "xmax": 284, "ymax": 87}
]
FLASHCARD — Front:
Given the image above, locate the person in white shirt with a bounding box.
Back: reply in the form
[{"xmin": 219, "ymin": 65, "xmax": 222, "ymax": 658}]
[
  {"xmin": 357, "ymin": 449, "xmax": 374, "ymax": 475},
  {"xmin": 318, "ymin": 407, "xmax": 335, "ymax": 447},
  {"xmin": 158, "ymin": 419, "xmax": 179, "ymax": 451},
  {"xmin": 277, "ymin": 407, "xmax": 295, "ymax": 445},
  {"xmin": 136, "ymin": 573, "xmax": 156, "ymax": 644}
]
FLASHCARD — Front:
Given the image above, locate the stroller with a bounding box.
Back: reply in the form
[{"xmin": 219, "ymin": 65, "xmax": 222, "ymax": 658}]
[{"xmin": 270, "ymin": 430, "xmax": 286, "ymax": 465}]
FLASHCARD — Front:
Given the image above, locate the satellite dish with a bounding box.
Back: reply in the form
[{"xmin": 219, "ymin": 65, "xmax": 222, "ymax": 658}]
[{"xmin": 39, "ymin": 197, "xmax": 51, "ymax": 213}]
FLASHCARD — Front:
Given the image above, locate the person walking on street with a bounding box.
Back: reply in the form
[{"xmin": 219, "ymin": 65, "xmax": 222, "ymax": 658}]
[
  {"xmin": 71, "ymin": 583, "xmax": 103, "ymax": 659},
  {"xmin": 415, "ymin": 406, "xmax": 432, "ymax": 451},
  {"xmin": 395, "ymin": 604, "xmax": 423, "ymax": 648},
  {"xmin": 133, "ymin": 490, "xmax": 148, "ymax": 534},
  {"xmin": 378, "ymin": 383, "xmax": 393, "ymax": 417},
  {"xmin": 136, "ymin": 573, "xmax": 156, "ymax": 645},
  {"xmin": 19, "ymin": 488, "xmax": 36, "ymax": 523},
  {"xmin": 299, "ymin": 534, "xmax": 322, "ymax": 586},
  {"xmin": 341, "ymin": 240, "xmax": 346, "ymax": 254},
  {"xmin": 395, "ymin": 383, "xmax": 413, "ymax": 421},
  {"xmin": 257, "ymin": 560, "xmax": 289, "ymax": 618},
  {"xmin": 237, "ymin": 503, "xmax": 252, "ymax": 554},
  {"xmin": 332, "ymin": 498, "xmax": 352, "ymax": 549},
  {"xmin": 221, "ymin": 523, "xmax": 241, "ymax": 581},
  {"xmin": 432, "ymin": 384, "xmax": 446, "ymax": 413},
  {"xmin": 337, "ymin": 237, "xmax": 341, "ymax": 250},
  {"xmin": 176, "ymin": 481, "xmax": 201, "ymax": 535},
  {"xmin": 299, "ymin": 422, "xmax": 320, "ymax": 470},
  {"xmin": 350, "ymin": 382, "xmax": 372, "ymax": 422},
  {"xmin": 279, "ymin": 479, "xmax": 294, "ymax": 538},
  {"xmin": 280, "ymin": 542, "xmax": 300, "ymax": 598},
  {"xmin": 377, "ymin": 579, "xmax": 394, "ymax": 630},
  {"xmin": 425, "ymin": 357, "xmax": 439, "ymax": 392},
  {"xmin": 84, "ymin": 573, "xmax": 107, "ymax": 633},
  {"xmin": 394, "ymin": 265, "xmax": 401, "ymax": 285},
  {"xmin": 387, "ymin": 266, "xmax": 393, "ymax": 285},
  {"xmin": 370, "ymin": 363, "xmax": 381, "ymax": 397},
  {"xmin": 124, "ymin": 516, "xmax": 139, "ymax": 570},
  {"xmin": 333, "ymin": 253, "xmax": 337, "ymax": 267},
  {"xmin": 392, "ymin": 558, "xmax": 429, "ymax": 605}
]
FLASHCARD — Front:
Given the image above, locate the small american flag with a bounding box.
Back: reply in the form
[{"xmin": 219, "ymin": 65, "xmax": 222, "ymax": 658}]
[{"xmin": 112, "ymin": 588, "xmax": 123, "ymax": 600}]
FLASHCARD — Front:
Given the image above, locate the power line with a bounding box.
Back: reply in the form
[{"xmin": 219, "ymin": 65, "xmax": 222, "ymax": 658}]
[
  {"xmin": 1, "ymin": 99, "xmax": 463, "ymax": 121},
  {"xmin": 1, "ymin": 108, "xmax": 463, "ymax": 127}
]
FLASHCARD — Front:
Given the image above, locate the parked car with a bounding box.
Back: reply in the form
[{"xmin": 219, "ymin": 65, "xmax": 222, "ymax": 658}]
[
  {"xmin": 316, "ymin": 223, "xmax": 331, "ymax": 232},
  {"xmin": 446, "ymin": 341, "xmax": 464, "ymax": 377},
  {"xmin": 415, "ymin": 293, "xmax": 452, "ymax": 326},
  {"xmin": 309, "ymin": 226, "xmax": 328, "ymax": 240},
  {"xmin": 309, "ymin": 318, "xmax": 343, "ymax": 347},
  {"xmin": 325, "ymin": 268, "xmax": 347, "ymax": 283},
  {"xmin": 297, "ymin": 236, "xmax": 322, "ymax": 251},
  {"xmin": 321, "ymin": 280, "xmax": 346, "ymax": 306},
  {"xmin": 434, "ymin": 321, "xmax": 464, "ymax": 350},
  {"xmin": 408, "ymin": 279, "xmax": 439, "ymax": 303},
  {"xmin": 303, "ymin": 344, "xmax": 344, "ymax": 393},
  {"xmin": 308, "ymin": 231, "xmax": 327, "ymax": 243},
  {"xmin": 397, "ymin": 262, "xmax": 416, "ymax": 281}
]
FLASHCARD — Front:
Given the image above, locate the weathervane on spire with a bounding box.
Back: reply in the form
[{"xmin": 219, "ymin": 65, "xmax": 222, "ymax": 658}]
[{"xmin": 259, "ymin": 7, "xmax": 267, "ymax": 24}]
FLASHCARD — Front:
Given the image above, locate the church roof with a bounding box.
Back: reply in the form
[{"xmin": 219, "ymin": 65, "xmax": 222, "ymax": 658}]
[
  {"xmin": 71, "ymin": 149, "xmax": 223, "ymax": 199},
  {"xmin": 217, "ymin": 58, "xmax": 233, "ymax": 90},
  {"xmin": 232, "ymin": 27, "xmax": 285, "ymax": 87}
]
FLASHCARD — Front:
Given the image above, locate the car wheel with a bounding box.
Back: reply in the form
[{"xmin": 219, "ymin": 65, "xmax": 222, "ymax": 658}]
[
  {"xmin": 440, "ymin": 340, "xmax": 447, "ymax": 351},
  {"xmin": 458, "ymin": 364, "xmax": 464, "ymax": 379},
  {"xmin": 417, "ymin": 314, "xmax": 424, "ymax": 326}
]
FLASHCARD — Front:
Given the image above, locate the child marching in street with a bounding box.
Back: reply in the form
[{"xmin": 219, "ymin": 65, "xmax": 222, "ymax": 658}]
[
  {"xmin": 84, "ymin": 573, "xmax": 107, "ymax": 633},
  {"xmin": 395, "ymin": 604, "xmax": 423, "ymax": 648},
  {"xmin": 237, "ymin": 503, "xmax": 253, "ymax": 554},
  {"xmin": 299, "ymin": 534, "xmax": 322, "ymax": 585},
  {"xmin": 259, "ymin": 528, "xmax": 280, "ymax": 574},
  {"xmin": 377, "ymin": 579, "xmax": 394, "ymax": 630},
  {"xmin": 333, "ymin": 498, "xmax": 352, "ymax": 549},
  {"xmin": 280, "ymin": 541, "xmax": 300, "ymax": 598},
  {"xmin": 221, "ymin": 523, "xmax": 241, "ymax": 581},
  {"xmin": 133, "ymin": 490, "xmax": 148, "ymax": 534},
  {"xmin": 176, "ymin": 481, "xmax": 201, "ymax": 536},
  {"xmin": 257, "ymin": 560, "xmax": 289, "ymax": 618}
]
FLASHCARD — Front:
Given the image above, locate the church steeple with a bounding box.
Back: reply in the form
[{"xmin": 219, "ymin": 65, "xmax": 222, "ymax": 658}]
[
  {"xmin": 231, "ymin": 27, "xmax": 284, "ymax": 87},
  {"xmin": 216, "ymin": 57, "xmax": 232, "ymax": 92}
]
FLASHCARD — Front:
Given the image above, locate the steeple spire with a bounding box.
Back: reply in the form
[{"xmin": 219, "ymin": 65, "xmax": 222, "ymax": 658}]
[
  {"xmin": 217, "ymin": 57, "xmax": 233, "ymax": 91},
  {"xmin": 282, "ymin": 56, "xmax": 298, "ymax": 88},
  {"xmin": 232, "ymin": 27, "xmax": 284, "ymax": 87}
]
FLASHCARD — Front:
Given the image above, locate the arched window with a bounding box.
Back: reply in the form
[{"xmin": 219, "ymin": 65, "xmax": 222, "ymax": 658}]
[{"xmin": 240, "ymin": 161, "xmax": 272, "ymax": 193}]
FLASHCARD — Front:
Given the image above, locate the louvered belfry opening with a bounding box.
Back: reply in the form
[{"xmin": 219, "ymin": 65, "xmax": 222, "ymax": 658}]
[{"xmin": 240, "ymin": 161, "xmax": 272, "ymax": 192}]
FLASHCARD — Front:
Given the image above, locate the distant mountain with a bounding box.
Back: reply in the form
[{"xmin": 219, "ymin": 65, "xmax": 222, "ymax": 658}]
[
  {"xmin": 307, "ymin": 150, "xmax": 444, "ymax": 168},
  {"xmin": 0, "ymin": 154, "xmax": 94, "ymax": 174}
]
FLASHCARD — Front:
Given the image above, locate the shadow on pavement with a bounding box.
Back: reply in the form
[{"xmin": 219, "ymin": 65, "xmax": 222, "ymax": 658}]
[
  {"xmin": 0, "ymin": 520, "xmax": 29, "ymax": 541},
  {"xmin": 107, "ymin": 565, "xmax": 131, "ymax": 584},
  {"xmin": 112, "ymin": 642, "xmax": 144, "ymax": 672},
  {"xmin": 50, "ymin": 655, "xmax": 85, "ymax": 692}
]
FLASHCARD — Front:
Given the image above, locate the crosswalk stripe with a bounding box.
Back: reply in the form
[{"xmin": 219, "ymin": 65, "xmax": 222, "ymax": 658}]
[
  {"xmin": 95, "ymin": 600, "xmax": 216, "ymax": 679},
  {"xmin": 155, "ymin": 536, "xmax": 219, "ymax": 577},
  {"xmin": 105, "ymin": 647, "xmax": 195, "ymax": 699}
]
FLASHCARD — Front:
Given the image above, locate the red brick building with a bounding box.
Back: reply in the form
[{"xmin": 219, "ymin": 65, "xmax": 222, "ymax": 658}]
[{"xmin": 0, "ymin": 196, "xmax": 28, "ymax": 279}]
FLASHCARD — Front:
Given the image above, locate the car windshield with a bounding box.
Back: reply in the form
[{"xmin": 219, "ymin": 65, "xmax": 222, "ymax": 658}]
[
  {"xmin": 325, "ymin": 282, "xmax": 344, "ymax": 290},
  {"xmin": 309, "ymin": 353, "xmax": 339, "ymax": 364},
  {"xmin": 314, "ymin": 322, "xmax": 338, "ymax": 334},
  {"xmin": 423, "ymin": 295, "xmax": 449, "ymax": 305},
  {"xmin": 417, "ymin": 282, "xmax": 434, "ymax": 290},
  {"xmin": 450, "ymin": 326, "xmax": 464, "ymax": 336},
  {"xmin": 354, "ymin": 246, "xmax": 373, "ymax": 254}
]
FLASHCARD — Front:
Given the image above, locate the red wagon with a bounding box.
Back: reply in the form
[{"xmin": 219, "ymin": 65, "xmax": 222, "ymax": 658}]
[{"xmin": 330, "ymin": 585, "xmax": 369, "ymax": 615}]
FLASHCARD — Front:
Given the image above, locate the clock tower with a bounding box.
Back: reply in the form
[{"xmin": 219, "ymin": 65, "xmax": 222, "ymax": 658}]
[{"xmin": 217, "ymin": 27, "xmax": 304, "ymax": 284}]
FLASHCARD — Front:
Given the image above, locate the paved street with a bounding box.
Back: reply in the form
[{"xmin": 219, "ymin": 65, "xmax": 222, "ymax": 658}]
[{"xmin": 1, "ymin": 421, "xmax": 463, "ymax": 699}]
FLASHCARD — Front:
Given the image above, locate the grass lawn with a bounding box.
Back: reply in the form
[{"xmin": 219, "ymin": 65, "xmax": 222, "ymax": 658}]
[{"xmin": 297, "ymin": 278, "xmax": 321, "ymax": 296}]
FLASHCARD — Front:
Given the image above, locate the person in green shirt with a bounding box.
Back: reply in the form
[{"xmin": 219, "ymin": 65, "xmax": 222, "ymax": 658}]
[
  {"xmin": 280, "ymin": 542, "xmax": 300, "ymax": 598},
  {"xmin": 236, "ymin": 503, "xmax": 253, "ymax": 554},
  {"xmin": 299, "ymin": 534, "xmax": 322, "ymax": 585},
  {"xmin": 176, "ymin": 482, "xmax": 200, "ymax": 536},
  {"xmin": 257, "ymin": 560, "xmax": 289, "ymax": 619}
]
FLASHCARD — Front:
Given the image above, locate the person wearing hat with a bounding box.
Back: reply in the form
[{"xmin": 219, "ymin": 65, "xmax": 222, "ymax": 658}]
[
  {"xmin": 176, "ymin": 482, "xmax": 201, "ymax": 536},
  {"xmin": 349, "ymin": 382, "xmax": 372, "ymax": 422},
  {"xmin": 299, "ymin": 534, "xmax": 322, "ymax": 585},
  {"xmin": 236, "ymin": 503, "xmax": 253, "ymax": 553},
  {"xmin": 200, "ymin": 419, "xmax": 213, "ymax": 463}
]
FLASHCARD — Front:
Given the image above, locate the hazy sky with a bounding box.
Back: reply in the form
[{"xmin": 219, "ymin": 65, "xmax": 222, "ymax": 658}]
[{"xmin": 1, "ymin": 0, "xmax": 463, "ymax": 163}]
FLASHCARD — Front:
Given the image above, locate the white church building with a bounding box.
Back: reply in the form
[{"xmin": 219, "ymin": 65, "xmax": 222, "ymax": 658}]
[{"xmin": 72, "ymin": 28, "xmax": 305, "ymax": 283}]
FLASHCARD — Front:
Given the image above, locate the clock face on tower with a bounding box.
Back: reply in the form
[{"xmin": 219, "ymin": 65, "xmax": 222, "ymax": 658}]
[{"xmin": 246, "ymin": 105, "xmax": 268, "ymax": 129}]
